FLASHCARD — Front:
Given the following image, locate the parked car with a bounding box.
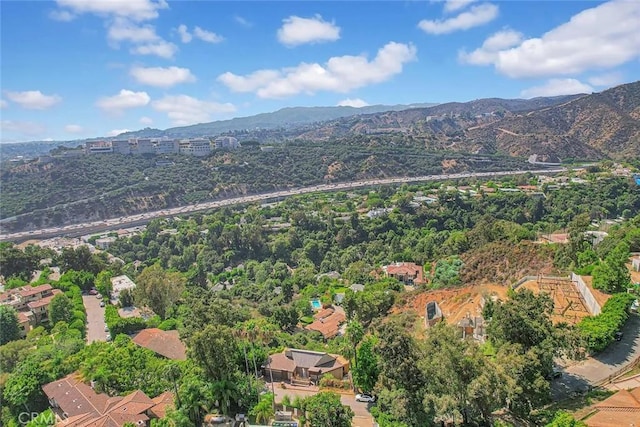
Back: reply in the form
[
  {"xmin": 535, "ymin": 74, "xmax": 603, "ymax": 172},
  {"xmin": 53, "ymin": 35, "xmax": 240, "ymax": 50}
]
[
  {"xmin": 106, "ymin": 334, "xmax": 112, "ymax": 341},
  {"xmin": 355, "ymin": 393, "xmax": 376, "ymax": 403},
  {"xmin": 89, "ymin": 289, "xmax": 98, "ymax": 295},
  {"xmin": 104, "ymin": 325, "xmax": 109, "ymax": 332},
  {"xmin": 96, "ymin": 294, "xmax": 103, "ymax": 299},
  {"xmin": 100, "ymin": 301, "xmax": 105, "ymax": 307},
  {"xmin": 615, "ymin": 331, "xmax": 623, "ymax": 341}
]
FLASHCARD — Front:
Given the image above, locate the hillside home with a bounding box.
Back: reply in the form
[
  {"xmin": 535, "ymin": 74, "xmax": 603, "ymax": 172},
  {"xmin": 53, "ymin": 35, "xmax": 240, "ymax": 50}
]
[
  {"xmin": 0, "ymin": 284, "xmax": 62, "ymax": 337},
  {"xmin": 131, "ymin": 328, "xmax": 187, "ymax": 360},
  {"xmin": 110, "ymin": 275, "xmax": 136, "ymax": 305},
  {"xmin": 584, "ymin": 387, "xmax": 640, "ymax": 427},
  {"xmin": 305, "ymin": 306, "xmax": 346, "ymax": 340},
  {"xmin": 42, "ymin": 373, "xmax": 173, "ymax": 426},
  {"xmin": 264, "ymin": 349, "xmax": 349, "ymax": 384},
  {"xmin": 383, "ymin": 262, "xmax": 425, "ymax": 285}
]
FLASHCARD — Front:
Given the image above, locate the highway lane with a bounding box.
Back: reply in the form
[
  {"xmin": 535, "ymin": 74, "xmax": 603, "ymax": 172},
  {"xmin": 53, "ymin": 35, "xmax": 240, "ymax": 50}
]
[{"xmin": 0, "ymin": 167, "xmax": 569, "ymax": 242}]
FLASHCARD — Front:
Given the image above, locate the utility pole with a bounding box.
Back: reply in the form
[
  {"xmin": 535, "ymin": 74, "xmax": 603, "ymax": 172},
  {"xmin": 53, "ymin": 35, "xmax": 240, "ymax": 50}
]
[{"xmin": 268, "ymin": 356, "xmax": 276, "ymax": 412}]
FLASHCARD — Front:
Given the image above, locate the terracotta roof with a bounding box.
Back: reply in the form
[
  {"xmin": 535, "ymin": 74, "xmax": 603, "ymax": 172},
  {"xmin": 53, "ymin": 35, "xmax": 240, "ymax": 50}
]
[
  {"xmin": 266, "ymin": 349, "xmax": 347, "ymax": 375},
  {"xmin": 19, "ymin": 284, "xmax": 54, "ymax": 298},
  {"xmin": 148, "ymin": 391, "xmax": 174, "ymax": 419},
  {"xmin": 585, "ymin": 388, "xmax": 640, "ymax": 427},
  {"xmin": 306, "ymin": 309, "xmax": 346, "ymax": 339},
  {"xmin": 42, "ymin": 374, "xmax": 109, "ymax": 419},
  {"xmin": 131, "ymin": 328, "xmax": 187, "ymax": 360},
  {"xmin": 43, "ymin": 373, "xmax": 168, "ymax": 427},
  {"xmin": 384, "ymin": 262, "xmax": 425, "ymax": 283},
  {"xmin": 27, "ymin": 290, "xmax": 62, "ymax": 309}
]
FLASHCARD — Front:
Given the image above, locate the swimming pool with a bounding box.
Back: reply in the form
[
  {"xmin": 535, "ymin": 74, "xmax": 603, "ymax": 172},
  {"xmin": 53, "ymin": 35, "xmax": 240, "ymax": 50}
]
[{"xmin": 310, "ymin": 299, "xmax": 322, "ymax": 310}]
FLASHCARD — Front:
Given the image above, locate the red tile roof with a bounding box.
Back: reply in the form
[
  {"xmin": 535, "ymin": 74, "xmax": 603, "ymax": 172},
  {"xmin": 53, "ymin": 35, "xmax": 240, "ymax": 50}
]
[
  {"xmin": 19, "ymin": 284, "xmax": 54, "ymax": 298},
  {"xmin": 586, "ymin": 388, "xmax": 640, "ymax": 427},
  {"xmin": 306, "ymin": 307, "xmax": 346, "ymax": 339},
  {"xmin": 131, "ymin": 328, "xmax": 187, "ymax": 360},
  {"xmin": 384, "ymin": 262, "xmax": 425, "ymax": 283}
]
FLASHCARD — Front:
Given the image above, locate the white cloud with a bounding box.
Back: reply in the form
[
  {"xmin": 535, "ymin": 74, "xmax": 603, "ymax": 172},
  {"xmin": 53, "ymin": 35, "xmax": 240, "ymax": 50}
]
[
  {"xmin": 107, "ymin": 129, "xmax": 132, "ymax": 136},
  {"xmin": 520, "ymin": 78, "xmax": 594, "ymax": 98},
  {"xmin": 277, "ymin": 15, "xmax": 341, "ymax": 47},
  {"xmin": 4, "ymin": 90, "xmax": 62, "ymax": 109},
  {"xmin": 107, "ymin": 19, "xmax": 159, "ymax": 44},
  {"xmin": 64, "ymin": 124, "xmax": 84, "ymax": 133},
  {"xmin": 465, "ymin": 1, "xmax": 640, "ymax": 78},
  {"xmin": 140, "ymin": 116, "xmax": 154, "ymax": 125},
  {"xmin": 96, "ymin": 89, "xmax": 150, "ymax": 113},
  {"xmin": 588, "ymin": 72, "xmax": 625, "ymax": 87},
  {"xmin": 218, "ymin": 42, "xmax": 417, "ymax": 99},
  {"xmin": 1, "ymin": 120, "xmax": 47, "ymax": 136},
  {"xmin": 443, "ymin": 0, "xmax": 476, "ymax": 13},
  {"xmin": 54, "ymin": 0, "xmax": 168, "ymax": 22},
  {"xmin": 193, "ymin": 26, "xmax": 224, "ymax": 43},
  {"xmin": 459, "ymin": 29, "xmax": 523, "ymax": 65},
  {"xmin": 337, "ymin": 98, "xmax": 369, "ymax": 108},
  {"xmin": 418, "ymin": 3, "xmax": 498, "ymax": 35},
  {"xmin": 130, "ymin": 40, "xmax": 178, "ymax": 59},
  {"xmin": 176, "ymin": 25, "xmax": 223, "ymax": 44},
  {"xmin": 49, "ymin": 9, "xmax": 75, "ymax": 21},
  {"xmin": 0, "ymin": 99, "xmax": 7, "ymax": 109},
  {"xmin": 152, "ymin": 95, "xmax": 236, "ymax": 126},
  {"xmin": 234, "ymin": 15, "xmax": 252, "ymax": 28},
  {"xmin": 130, "ymin": 66, "xmax": 196, "ymax": 87},
  {"xmin": 177, "ymin": 24, "xmax": 192, "ymax": 43}
]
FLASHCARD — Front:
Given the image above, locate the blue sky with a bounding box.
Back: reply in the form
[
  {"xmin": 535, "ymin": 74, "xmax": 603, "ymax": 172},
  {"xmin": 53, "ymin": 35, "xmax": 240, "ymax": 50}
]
[{"xmin": 1, "ymin": 0, "xmax": 638, "ymax": 142}]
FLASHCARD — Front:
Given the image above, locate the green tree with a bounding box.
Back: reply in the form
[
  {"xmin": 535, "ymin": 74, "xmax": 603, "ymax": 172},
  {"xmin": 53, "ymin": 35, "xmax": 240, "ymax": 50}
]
[
  {"xmin": 304, "ymin": 392, "xmax": 354, "ymax": 427},
  {"xmin": 189, "ymin": 324, "xmax": 239, "ymax": 382},
  {"xmin": 0, "ymin": 306, "xmax": 21, "ymax": 345},
  {"xmin": 352, "ymin": 336, "xmax": 379, "ymax": 393},
  {"xmin": 49, "ymin": 294, "xmax": 74, "ymax": 326},
  {"xmin": 135, "ymin": 264, "xmax": 186, "ymax": 319},
  {"xmin": 119, "ymin": 288, "xmax": 135, "ymax": 308},
  {"xmin": 250, "ymin": 392, "xmax": 275, "ymax": 424},
  {"xmin": 545, "ymin": 410, "xmax": 587, "ymax": 427},
  {"xmin": 592, "ymin": 242, "xmax": 631, "ymax": 293},
  {"xmin": 95, "ymin": 270, "xmax": 113, "ymax": 298}
]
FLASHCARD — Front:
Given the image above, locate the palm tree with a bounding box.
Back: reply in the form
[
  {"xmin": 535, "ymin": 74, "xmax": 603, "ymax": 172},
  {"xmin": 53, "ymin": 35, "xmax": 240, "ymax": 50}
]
[
  {"xmin": 207, "ymin": 379, "xmax": 238, "ymax": 416},
  {"xmin": 250, "ymin": 393, "xmax": 275, "ymax": 424}
]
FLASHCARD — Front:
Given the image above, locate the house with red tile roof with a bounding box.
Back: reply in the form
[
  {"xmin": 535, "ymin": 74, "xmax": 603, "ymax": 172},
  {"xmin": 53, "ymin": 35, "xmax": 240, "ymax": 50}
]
[
  {"xmin": 0, "ymin": 284, "xmax": 62, "ymax": 337},
  {"xmin": 383, "ymin": 262, "xmax": 425, "ymax": 285},
  {"xmin": 131, "ymin": 328, "xmax": 187, "ymax": 360},
  {"xmin": 305, "ymin": 306, "xmax": 346, "ymax": 340},
  {"xmin": 42, "ymin": 373, "xmax": 173, "ymax": 426}
]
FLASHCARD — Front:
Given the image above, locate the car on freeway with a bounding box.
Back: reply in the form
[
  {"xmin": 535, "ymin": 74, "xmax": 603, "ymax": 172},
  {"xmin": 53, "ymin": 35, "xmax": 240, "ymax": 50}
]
[{"xmin": 355, "ymin": 393, "xmax": 376, "ymax": 403}]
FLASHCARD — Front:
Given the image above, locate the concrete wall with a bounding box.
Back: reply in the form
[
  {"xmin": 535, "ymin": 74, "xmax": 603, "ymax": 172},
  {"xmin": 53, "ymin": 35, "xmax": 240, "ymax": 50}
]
[{"xmin": 571, "ymin": 273, "xmax": 601, "ymax": 316}]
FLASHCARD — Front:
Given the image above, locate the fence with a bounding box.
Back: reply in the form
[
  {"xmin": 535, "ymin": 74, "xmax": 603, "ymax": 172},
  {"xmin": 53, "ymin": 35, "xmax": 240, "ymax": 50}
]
[{"xmin": 571, "ymin": 273, "xmax": 601, "ymax": 315}]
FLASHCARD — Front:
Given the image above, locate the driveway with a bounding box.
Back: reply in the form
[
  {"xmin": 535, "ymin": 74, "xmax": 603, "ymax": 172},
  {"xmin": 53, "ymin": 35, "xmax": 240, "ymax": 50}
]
[
  {"xmin": 552, "ymin": 313, "xmax": 640, "ymax": 399},
  {"xmin": 267, "ymin": 383, "xmax": 375, "ymax": 427},
  {"xmin": 82, "ymin": 295, "xmax": 108, "ymax": 343}
]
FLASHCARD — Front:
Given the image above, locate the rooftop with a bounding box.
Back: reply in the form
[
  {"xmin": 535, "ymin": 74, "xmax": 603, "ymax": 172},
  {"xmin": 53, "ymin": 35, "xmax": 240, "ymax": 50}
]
[{"xmin": 131, "ymin": 328, "xmax": 187, "ymax": 360}]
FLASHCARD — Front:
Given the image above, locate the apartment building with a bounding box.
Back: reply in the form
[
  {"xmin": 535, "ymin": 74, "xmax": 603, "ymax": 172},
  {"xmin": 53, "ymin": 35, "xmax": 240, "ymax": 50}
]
[
  {"xmin": 214, "ymin": 136, "xmax": 240, "ymax": 150},
  {"xmin": 155, "ymin": 139, "xmax": 179, "ymax": 154},
  {"xmin": 179, "ymin": 138, "xmax": 212, "ymax": 156},
  {"xmin": 0, "ymin": 284, "xmax": 62, "ymax": 337}
]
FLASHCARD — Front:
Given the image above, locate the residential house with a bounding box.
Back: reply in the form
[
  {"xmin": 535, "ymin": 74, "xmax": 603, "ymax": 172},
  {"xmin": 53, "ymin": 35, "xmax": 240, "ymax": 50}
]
[
  {"xmin": 131, "ymin": 328, "xmax": 187, "ymax": 360},
  {"xmin": 42, "ymin": 373, "xmax": 173, "ymax": 426},
  {"xmin": 305, "ymin": 307, "xmax": 346, "ymax": 340},
  {"xmin": 0, "ymin": 284, "xmax": 62, "ymax": 336},
  {"xmin": 383, "ymin": 262, "xmax": 425, "ymax": 285},
  {"xmin": 110, "ymin": 275, "xmax": 136, "ymax": 306},
  {"xmin": 583, "ymin": 387, "xmax": 640, "ymax": 427},
  {"xmin": 264, "ymin": 349, "xmax": 349, "ymax": 384},
  {"xmin": 95, "ymin": 236, "xmax": 116, "ymax": 250}
]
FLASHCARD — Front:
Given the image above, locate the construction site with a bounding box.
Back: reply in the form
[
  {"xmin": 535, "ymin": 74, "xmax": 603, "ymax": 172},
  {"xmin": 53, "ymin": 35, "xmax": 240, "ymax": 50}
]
[{"xmin": 400, "ymin": 273, "xmax": 611, "ymax": 331}]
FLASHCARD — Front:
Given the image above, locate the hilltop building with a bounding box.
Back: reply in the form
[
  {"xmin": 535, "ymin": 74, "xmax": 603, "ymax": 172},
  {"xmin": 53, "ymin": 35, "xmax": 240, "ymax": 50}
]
[
  {"xmin": 0, "ymin": 284, "xmax": 62, "ymax": 337},
  {"xmin": 110, "ymin": 275, "xmax": 136, "ymax": 306},
  {"xmin": 214, "ymin": 136, "xmax": 240, "ymax": 149},
  {"xmin": 383, "ymin": 262, "xmax": 425, "ymax": 285},
  {"xmin": 179, "ymin": 138, "xmax": 212, "ymax": 156}
]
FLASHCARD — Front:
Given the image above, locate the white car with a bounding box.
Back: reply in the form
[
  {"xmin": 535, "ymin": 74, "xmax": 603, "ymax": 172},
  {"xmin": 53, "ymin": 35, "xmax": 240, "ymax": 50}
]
[{"xmin": 355, "ymin": 393, "xmax": 376, "ymax": 403}]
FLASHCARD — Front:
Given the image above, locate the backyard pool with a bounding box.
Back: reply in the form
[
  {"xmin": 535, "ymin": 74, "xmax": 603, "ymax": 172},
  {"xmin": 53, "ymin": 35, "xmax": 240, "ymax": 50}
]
[{"xmin": 310, "ymin": 299, "xmax": 322, "ymax": 310}]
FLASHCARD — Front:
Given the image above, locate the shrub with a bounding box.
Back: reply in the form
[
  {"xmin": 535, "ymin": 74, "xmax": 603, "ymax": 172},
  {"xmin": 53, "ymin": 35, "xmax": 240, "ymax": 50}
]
[{"xmin": 578, "ymin": 293, "xmax": 635, "ymax": 353}]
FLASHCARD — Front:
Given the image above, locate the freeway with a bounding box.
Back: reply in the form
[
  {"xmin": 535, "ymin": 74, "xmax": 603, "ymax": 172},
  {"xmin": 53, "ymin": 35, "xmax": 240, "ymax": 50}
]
[{"xmin": 0, "ymin": 167, "xmax": 569, "ymax": 243}]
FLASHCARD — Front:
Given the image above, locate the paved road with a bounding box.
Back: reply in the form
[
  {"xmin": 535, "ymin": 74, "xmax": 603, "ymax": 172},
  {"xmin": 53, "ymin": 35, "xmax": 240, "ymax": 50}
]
[
  {"xmin": 0, "ymin": 167, "xmax": 572, "ymax": 242},
  {"xmin": 552, "ymin": 313, "xmax": 640, "ymax": 399},
  {"xmin": 268, "ymin": 383, "xmax": 375, "ymax": 427},
  {"xmin": 83, "ymin": 295, "xmax": 108, "ymax": 343}
]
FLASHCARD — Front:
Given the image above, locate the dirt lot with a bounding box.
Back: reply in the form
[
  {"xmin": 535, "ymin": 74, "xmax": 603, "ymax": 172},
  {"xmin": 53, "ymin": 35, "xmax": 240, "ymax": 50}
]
[{"xmin": 397, "ymin": 275, "xmax": 612, "ymax": 327}]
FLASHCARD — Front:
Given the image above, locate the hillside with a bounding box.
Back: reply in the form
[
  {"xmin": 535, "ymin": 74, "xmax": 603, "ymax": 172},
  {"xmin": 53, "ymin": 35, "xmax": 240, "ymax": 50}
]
[
  {"xmin": 294, "ymin": 82, "xmax": 640, "ymax": 160},
  {"xmin": 118, "ymin": 103, "xmax": 438, "ymax": 139}
]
